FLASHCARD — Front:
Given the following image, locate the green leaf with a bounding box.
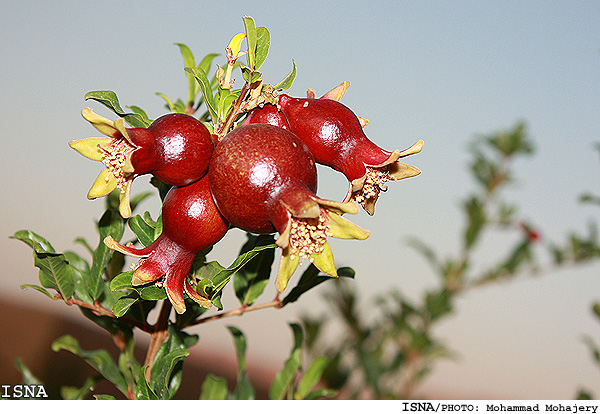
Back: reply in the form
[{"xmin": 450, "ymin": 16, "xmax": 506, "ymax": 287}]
[
  {"xmin": 74, "ymin": 236, "xmax": 94, "ymax": 255},
  {"xmin": 304, "ymin": 389, "xmax": 337, "ymax": 400},
  {"xmin": 197, "ymin": 53, "xmax": 220, "ymax": 76},
  {"xmin": 109, "ymin": 271, "xmax": 135, "ymax": 291},
  {"xmin": 64, "ymin": 251, "xmax": 93, "ymax": 304},
  {"xmin": 60, "ymin": 376, "xmax": 100, "ymax": 400},
  {"xmin": 136, "ymin": 366, "xmax": 159, "ymax": 400},
  {"xmin": 77, "ymin": 308, "xmax": 134, "ymax": 348},
  {"xmin": 464, "ymin": 195, "xmax": 486, "ymax": 249},
  {"xmin": 112, "ymin": 296, "xmax": 138, "ymax": 318},
  {"xmin": 255, "ymin": 27, "xmax": 270, "ymax": 70},
  {"xmin": 289, "ymin": 322, "xmax": 304, "ymax": 350},
  {"xmin": 128, "ymin": 105, "xmax": 150, "ymax": 121},
  {"xmin": 11, "ymin": 231, "xmax": 74, "ymax": 299},
  {"xmin": 209, "ymin": 242, "xmax": 276, "ymax": 302},
  {"xmin": 154, "ymin": 212, "xmax": 163, "ymax": 240},
  {"xmin": 282, "ymin": 265, "xmax": 355, "ymax": 305},
  {"xmin": 13, "ymin": 359, "xmax": 46, "ymax": 399},
  {"xmin": 94, "ymin": 394, "xmax": 117, "ymax": 400},
  {"xmin": 84, "ymin": 90, "xmax": 152, "ymax": 128},
  {"xmin": 487, "ymin": 121, "xmax": 533, "ymax": 157},
  {"xmin": 583, "ymin": 335, "xmax": 600, "ymax": 370},
  {"xmin": 502, "ymin": 240, "xmax": 533, "ymax": 274},
  {"xmin": 425, "ymin": 289, "xmax": 453, "ymax": 321},
  {"xmin": 199, "ymin": 375, "xmax": 228, "ymax": 400},
  {"xmin": 295, "ymin": 357, "xmax": 329, "ymax": 400},
  {"xmin": 156, "ymin": 92, "xmax": 177, "ymax": 113},
  {"xmin": 90, "ymin": 208, "xmax": 125, "ymax": 299},
  {"xmin": 228, "ymin": 326, "xmax": 247, "ymax": 371},
  {"xmin": 228, "ymin": 326, "xmax": 255, "ymax": 399},
  {"xmin": 35, "ymin": 251, "xmax": 74, "ymax": 301},
  {"xmin": 241, "ymin": 66, "xmax": 262, "ymax": 84},
  {"xmin": 139, "ymin": 285, "xmax": 167, "ymax": 301},
  {"xmin": 150, "ymin": 326, "xmax": 194, "ymax": 399},
  {"xmin": 234, "ymin": 234, "xmax": 275, "ymax": 306},
  {"xmin": 243, "ymin": 16, "xmax": 257, "ymax": 69},
  {"xmin": 15, "ymin": 358, "xmax": 43, "ymax": 386},
  {"xmin": 185, "ymin": 67, "xmax": 218, "ymax": 122},
  {"xmin": 273, "ymin": 60, "xmax": 297, "ymax": 91},
  {"xmin": 129, "ymin": 214, "xmax": 157, "ymax": 247},
  {"xmin": 216, "ymin": 87, "xmax": 240, "ymax": 122},
  {"xmin": 269, "ymin": 323, "xmax": 304, "ymax": 400},
  {"xmin": 11, "ymin": 230, "xmax": 55, "ymax": 253},
  {"xmin": 150, "ymin": 177, "xmax": 172, "ymax": 201},
  {"xmin": 270, "ymin": 348, "xmax": 301, "ymax": 400},
  {"xmin": 150, "ymin": 348, "xmax": 189, "ymax": 399},
  {"xmin": 175, "ymin": 43, "xmax": 197, "ymax": 106},
  {"xmin": 407, "ymin": 237, "xmax": 440, "ymax": 273},
  {"xmin": 52, "ymin": 335, "xmax": 129, "ymax": 397},
  {"xmin": 592, "ymin": 302, "xmax": 600, "ymax": 321},
  {"xmin": 20, "ymin": 284, "xmax": 56, "ymax": 299}
]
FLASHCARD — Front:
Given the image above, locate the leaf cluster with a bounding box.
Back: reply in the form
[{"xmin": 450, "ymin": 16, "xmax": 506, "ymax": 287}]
[
  {"xmin": 13, "ymin": 182, "xmax": 351, "ymax": 398},
  {"xmin": 299, "ymin": 122, "xmax": 550, "ymax": 398},
  {"xmin": 10, "ymin": 17, "xmax": 352, "ymax": 397},
  {"xmin": 198, "ymin": 324, "xmax": 335, "ymax": 400}
]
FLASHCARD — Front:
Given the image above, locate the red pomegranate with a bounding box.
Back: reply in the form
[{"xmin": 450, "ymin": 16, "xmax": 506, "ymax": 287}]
[
  {"xmin": 105, "ymin": 175, "xmax": 229, "ymax": 314},
  {"xmin": 70, "ymin": 108, "xmax": 214, "ymax": 218},
  {"xmin": 277, "ymin": 89, "xmax": 423, "ymax": 215},
  {"xmin": 208, "ymin": 123, "xmax": 370, "ymax": 292},
  {"xmin": 241, "ymin": 103, "xmax": 290, "ymax": 130}
]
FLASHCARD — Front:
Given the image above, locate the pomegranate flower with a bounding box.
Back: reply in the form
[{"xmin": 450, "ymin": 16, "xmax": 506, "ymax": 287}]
[
  {"xmin": 273, "ymin": 190, "xmax": 371, "ymax": 292},
  {"xmin": 69, "ymin": 108, "xmax": 138, "ymax": 218},
  {"xmin": 70, "ymin": 108, "xmax": 214, "ymax": 218}
]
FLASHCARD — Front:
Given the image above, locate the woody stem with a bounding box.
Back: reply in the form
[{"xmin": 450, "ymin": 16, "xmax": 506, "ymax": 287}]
[{"xmin": 144, "ymin": 300, "xmax": 172, "ymax": 381}]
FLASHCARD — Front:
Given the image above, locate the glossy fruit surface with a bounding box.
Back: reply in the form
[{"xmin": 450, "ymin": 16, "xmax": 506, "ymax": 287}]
[
  {"xmin": 278, "ymin": 93, "xmax": 422, "ymax": 214},
  {"xmin": 126, "ymin": 113, "xmax": 214, "ymax": 186},
  {"xmin": 70, "ymin": 109, "xmax": 214, "ymax": 218},
  {"xmin": 208, "ymin": 123, "xmax": 369, "ymax": 292},
  {"xmin": 105, "ymin": 175, "xmax": 229, "ymax": 314},
  {"xmin": 209, "ymin": 123, "xmax": 317, "ymax": 234},
  {"xmin": 241, "ymin": 104, "xmax": 290, "ymax": 130}
]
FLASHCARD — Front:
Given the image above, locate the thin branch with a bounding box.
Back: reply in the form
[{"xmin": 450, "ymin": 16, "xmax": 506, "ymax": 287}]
[
  {"xmin": 57, "ymin": 294, "xmax": 152, "ymax": 332},
  {"xmin": 186, "ymin": 299, "xmax": 283, "ymax": 327},
  {"xmin": 144, "ymin": 300, "xmax": 172, "ymax": 379},
  {"xmin": 215, "ymin": 81, "xmax": 250, "ymax": 138}
]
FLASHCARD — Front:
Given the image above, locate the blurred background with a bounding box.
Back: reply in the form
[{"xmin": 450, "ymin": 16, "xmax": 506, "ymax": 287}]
[{"xmin": 1, "ymin": 0, "xmax": 600, "ymax": 399}]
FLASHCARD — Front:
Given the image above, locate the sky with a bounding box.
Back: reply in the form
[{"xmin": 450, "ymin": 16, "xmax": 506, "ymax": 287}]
[{"xmin": 1, "ymin": 0, "xmax": 600, "ymax": 399}]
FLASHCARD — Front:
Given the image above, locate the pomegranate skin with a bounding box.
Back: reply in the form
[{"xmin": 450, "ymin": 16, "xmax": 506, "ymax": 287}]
[
  {"xmin": 277, "ymin": 93, "xmax": 423, "ymax": 215},
  {"xmin": 208, "ymin": 123, "xmax": 370, "ymax": 293},
  {"xmin": 105, "ymin": 175, "xmax": 229, "ymax": 314},
  {"xmin": 208, "ymin": 123, "xmax": 317, "ymax": 234},
  {"xmin": 277, "ymin": 94, "xmax": 390, "ymax": 181},
  {"xmin": 160, "ymin": 174, "xmax": 230, "ymax": 251},
  {"xmin": 70, "ymin": 109, "xmax": 215, "ymax": 218},
  {"xmin": 127, "ymin": 113, "xmax": 214, "ymax": 186},
  {"xmin": 241, "ymin": 104, "xmax": 291, "ymax": 130}
]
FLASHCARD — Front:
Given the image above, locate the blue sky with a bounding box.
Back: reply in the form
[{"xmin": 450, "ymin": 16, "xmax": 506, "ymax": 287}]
[{"xmin": 2, "ymin": 0, "xmax": 600, "ymax": 398}]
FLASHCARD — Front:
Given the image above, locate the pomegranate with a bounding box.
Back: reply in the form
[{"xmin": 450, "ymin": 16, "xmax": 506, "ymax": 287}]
[
  {"xmin": 208, "ymin": 123, "xmax": 370, "ymax": 292},
  {"xmin": 70, "ymin": 108, "xmax": 214, "ymax": 218},
  {"xmin": 104, "ymin": 175, "xmax": 229, "ymax": 314},
  {"xmin": 277, "ymin": 89, "xmax": 423, "ymax": 215},
  {"xmin": 241, "ymin": 103, "xmax": 290, "ymax": 130}
]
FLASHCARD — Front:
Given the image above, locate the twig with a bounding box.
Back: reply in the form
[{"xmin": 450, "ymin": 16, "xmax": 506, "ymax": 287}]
[
  {"xmin": 144, "ymin": 300, "xmax": 172, "ymax": 380},
  {"xmin": 186, "ymin": 299, "xmax": 283, "ymax": 327},
  {"xmin": 57, "ymin": 294, "xmax": 152, "ymax": 332},
  {"xmin": 215, "ymin": 81, "xmax": 250, "ymax": 138}
]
